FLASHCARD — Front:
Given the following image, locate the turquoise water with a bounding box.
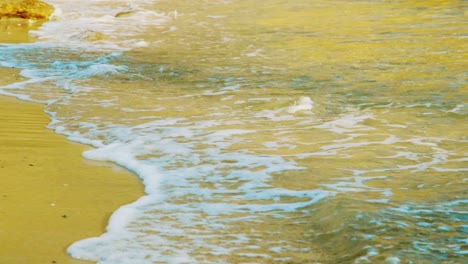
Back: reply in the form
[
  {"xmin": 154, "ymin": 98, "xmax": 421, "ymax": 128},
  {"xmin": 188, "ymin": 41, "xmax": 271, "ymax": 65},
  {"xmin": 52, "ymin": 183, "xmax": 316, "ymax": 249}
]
[{"xmin": 1, "ymin": 0, "xmax": 466, "ymax": 263}]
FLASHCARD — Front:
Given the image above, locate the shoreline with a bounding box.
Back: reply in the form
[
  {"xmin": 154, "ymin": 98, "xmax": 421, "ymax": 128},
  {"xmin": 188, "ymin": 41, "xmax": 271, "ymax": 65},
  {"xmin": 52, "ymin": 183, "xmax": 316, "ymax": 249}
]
[{"xmin": 0, "ymin": 30, "xmax": 144, "ymax": 264}]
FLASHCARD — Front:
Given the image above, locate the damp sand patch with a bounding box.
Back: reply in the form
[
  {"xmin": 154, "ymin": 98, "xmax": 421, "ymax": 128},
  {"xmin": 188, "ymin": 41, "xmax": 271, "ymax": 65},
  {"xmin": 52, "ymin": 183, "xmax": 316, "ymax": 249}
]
[{"xmin": 0, "ymin": 68, "xmax": 144, "ymax": 263}]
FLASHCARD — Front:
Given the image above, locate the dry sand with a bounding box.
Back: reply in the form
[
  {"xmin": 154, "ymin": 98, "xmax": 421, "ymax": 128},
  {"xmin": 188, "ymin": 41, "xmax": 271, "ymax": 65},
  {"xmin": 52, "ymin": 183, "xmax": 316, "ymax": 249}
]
[{"xmin": 0, "ymin": 26, "xmax": 144, "ymax": 264}]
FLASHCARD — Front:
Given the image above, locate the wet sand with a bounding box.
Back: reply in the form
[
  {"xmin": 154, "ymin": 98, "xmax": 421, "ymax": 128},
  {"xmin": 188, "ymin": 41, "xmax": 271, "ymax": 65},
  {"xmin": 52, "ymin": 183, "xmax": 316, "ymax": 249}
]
[
  {"xmin": 0, "ymin": 45, "xmax": 144, "ymax": 264},
  {"xmin": 0, "ymin": 17, "xmax": 42, "ymax": 43}
]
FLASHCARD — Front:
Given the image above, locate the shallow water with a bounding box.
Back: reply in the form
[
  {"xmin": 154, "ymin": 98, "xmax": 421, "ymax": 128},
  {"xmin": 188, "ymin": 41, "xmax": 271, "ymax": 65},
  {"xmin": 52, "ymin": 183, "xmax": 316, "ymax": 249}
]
[{"xmin": 1, "ymin": 0, "xmax": 466, "ymax": 263}]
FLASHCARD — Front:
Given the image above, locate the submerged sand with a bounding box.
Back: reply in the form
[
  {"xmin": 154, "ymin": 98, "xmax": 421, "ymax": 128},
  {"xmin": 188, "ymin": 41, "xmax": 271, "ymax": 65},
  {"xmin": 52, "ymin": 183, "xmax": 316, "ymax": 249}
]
[{"xmin": 0, "ymin": 70, "xmax": 144, "ymax": 263}]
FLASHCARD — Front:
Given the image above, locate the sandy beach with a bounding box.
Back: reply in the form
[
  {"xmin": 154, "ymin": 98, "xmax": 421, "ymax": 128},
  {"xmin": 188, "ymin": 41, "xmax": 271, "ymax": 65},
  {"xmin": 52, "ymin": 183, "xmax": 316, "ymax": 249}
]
[
  {"xmin": 1, "ymin": 0, "xmax": 466, "ymax": 262},
  {"xmin": 0, "ymin": 34, "xmax": 144, "ymax": 264}
]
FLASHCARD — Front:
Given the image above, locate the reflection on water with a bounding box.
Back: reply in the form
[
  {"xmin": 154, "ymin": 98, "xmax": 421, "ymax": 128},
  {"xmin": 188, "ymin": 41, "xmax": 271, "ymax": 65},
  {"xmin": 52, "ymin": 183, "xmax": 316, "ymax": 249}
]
[{"xmin": 1, "ymin": 0, "xmax": 466, "ymax": 263}]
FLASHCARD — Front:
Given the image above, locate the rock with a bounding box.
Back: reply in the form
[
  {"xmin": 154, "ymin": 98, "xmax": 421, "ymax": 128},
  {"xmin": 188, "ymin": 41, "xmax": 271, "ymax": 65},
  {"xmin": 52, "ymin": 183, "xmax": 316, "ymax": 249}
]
[{"xmin": 0, "ymin": 0, "xmax": 54, "ymax": 20}]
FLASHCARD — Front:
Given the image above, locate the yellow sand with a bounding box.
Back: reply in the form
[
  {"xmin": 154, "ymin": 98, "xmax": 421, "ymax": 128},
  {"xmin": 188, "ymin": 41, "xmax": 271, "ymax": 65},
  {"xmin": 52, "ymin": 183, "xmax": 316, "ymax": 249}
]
[{"xmin": 0, "ymin": 72, "xmax": 144, "ymax": 263}]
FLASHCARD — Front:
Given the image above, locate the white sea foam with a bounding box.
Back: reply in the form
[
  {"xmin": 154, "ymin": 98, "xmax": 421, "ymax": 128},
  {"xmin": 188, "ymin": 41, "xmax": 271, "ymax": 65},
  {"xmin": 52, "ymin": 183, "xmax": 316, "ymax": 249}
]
[
  {"xmin": 322, "ymin": 176, "xmax": 391, "ymax": 197},
  {"xmin": 1, "ymin": 0, "xmax": 466, "ymax": 263},
  {"xmin": 40, "ymin": 105, "xmax": 336, "ymax": 262},
  {"xmin": 385, "ymin": 256, "xmax": 401, "ymax": 264},
  {"xmin": 447, "ymin": 104, "xmax": 466, "ymax": 114},
  {"xmin": 314, "ymin": 111, "xmax": 374, "ymax": 134},
  {"xmin": 29, "ymin": 0, "xmax": 170, "ymax": 50},
  {"xmin": 287, "ymin": 96, "xmax": 314, "ymax": 113}
]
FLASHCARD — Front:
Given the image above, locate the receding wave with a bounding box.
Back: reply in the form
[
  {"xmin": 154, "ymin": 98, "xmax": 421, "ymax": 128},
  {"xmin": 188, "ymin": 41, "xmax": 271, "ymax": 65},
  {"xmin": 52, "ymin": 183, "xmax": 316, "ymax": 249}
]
[{"xmin": 1, "ymin": 0, "xmax": 466, "ymax": 263}]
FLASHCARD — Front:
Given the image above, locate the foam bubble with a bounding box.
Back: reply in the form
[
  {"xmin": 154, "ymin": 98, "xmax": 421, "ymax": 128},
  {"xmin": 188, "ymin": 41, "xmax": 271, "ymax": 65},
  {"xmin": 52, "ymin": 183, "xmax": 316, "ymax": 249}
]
[
  {"xmin": 287, "ymin": 96, "xmax": 314, "ymax": 113},
  {"xmin": 385, "ymin": 257, "xmax": 401, "ymax": 264}
]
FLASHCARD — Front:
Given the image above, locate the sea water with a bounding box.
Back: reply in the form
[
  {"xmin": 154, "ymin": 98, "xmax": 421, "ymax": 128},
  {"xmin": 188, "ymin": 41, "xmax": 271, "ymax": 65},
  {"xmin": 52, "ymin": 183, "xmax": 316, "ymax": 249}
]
[{"xmin": 1, "ymin": 0, "xmax": 466, "ymax": 263}]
